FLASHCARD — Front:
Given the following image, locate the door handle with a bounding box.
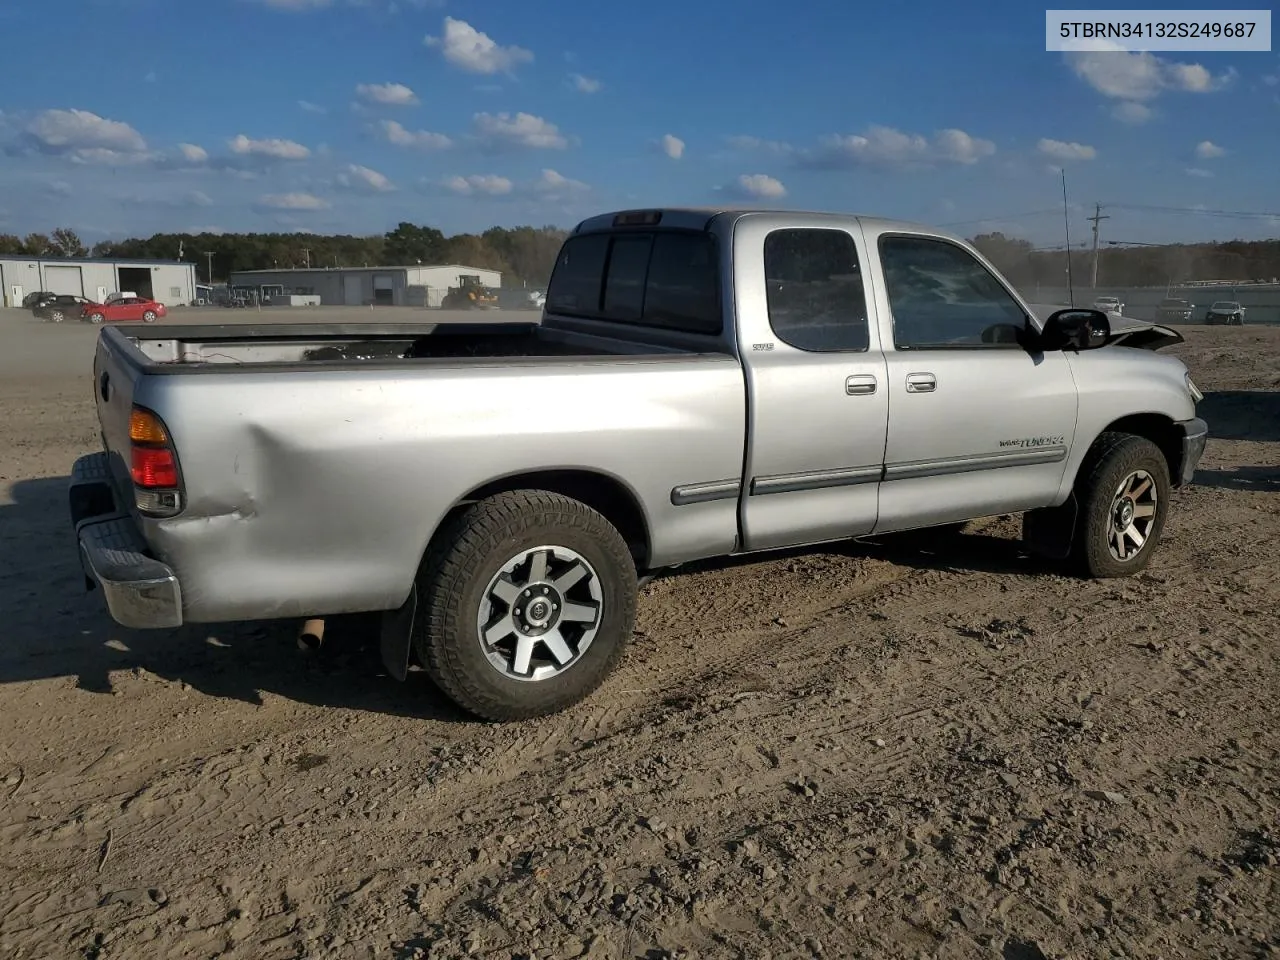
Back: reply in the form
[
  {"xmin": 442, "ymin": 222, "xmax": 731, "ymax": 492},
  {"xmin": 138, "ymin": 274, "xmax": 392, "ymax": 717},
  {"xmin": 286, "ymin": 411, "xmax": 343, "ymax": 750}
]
[
  {"xmin": 905, "ymin": 372, "xmax": 937, "ymax": 393},
  {"xmin": 845, "ymin": 374, "xmax": 877, "ymax": 396}
]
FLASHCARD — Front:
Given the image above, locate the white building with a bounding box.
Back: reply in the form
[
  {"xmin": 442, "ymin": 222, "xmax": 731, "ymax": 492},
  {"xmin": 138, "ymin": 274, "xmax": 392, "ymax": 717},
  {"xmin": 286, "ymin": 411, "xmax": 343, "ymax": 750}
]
[
  {"xmin": 1, "ymin": 255, "xmax": 198, "ymax": 308},
  {"xmin": 228, "ymin": 264, "xmax": 503, "ymax": 308}
]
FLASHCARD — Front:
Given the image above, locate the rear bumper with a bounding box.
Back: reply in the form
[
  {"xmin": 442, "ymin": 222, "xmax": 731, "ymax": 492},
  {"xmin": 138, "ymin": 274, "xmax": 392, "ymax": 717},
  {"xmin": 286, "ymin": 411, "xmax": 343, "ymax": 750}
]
[
  {"xmin": 1175, "ymin": 417, "xmax": 1208, "ymax": 486},
  {"xmin": 69, "ymin": 453, "xmax": 183, "ymax": 629}
]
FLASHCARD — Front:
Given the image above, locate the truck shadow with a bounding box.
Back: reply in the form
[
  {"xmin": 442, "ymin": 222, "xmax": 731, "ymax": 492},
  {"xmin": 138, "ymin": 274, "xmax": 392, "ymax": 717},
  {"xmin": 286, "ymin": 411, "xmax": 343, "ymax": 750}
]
[
  {"xmin": 0, "ymin": 476, "xmax": 468, "ymax": 722},
  {"xmin": 1197, "ymin": 390, "xmax": 1280, "ymax": 442},
  {"xmin": 1192, "ymin": 465, "xmax": 1280, "ymax": 492}
]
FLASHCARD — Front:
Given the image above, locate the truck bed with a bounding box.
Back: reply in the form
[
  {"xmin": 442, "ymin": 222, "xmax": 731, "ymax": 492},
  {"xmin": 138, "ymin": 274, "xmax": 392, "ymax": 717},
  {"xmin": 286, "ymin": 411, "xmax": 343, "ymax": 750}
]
[{"xmin": 116, "ymin": 321, "xmax": 696, "ymax": 369}]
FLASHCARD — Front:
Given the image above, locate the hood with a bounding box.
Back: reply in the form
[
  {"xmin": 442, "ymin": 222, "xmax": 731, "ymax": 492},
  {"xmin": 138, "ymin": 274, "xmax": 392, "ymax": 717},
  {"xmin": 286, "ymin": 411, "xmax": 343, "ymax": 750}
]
[{"xmin": 1027, "ymin": 303, "xmax": 1184, "ymax": 351}]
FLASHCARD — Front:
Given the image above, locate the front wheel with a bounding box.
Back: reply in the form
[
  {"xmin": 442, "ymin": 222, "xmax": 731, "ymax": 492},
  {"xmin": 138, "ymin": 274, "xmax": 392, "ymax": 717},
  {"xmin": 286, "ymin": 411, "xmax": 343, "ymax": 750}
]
[
  {"xmin": 50, "ymin": 310, "xmax": 64, "ymax": 323},
  {"xmin": 1072, "ymin": 433, "xmax": 1171, "ymax": 578},
  {"xmin": 415, "ymin": 490, "xmax": 638, "ymax": 721},
  {"xmin": 142, "ymin": 310, "xmax": 157, "ymax": 323}
]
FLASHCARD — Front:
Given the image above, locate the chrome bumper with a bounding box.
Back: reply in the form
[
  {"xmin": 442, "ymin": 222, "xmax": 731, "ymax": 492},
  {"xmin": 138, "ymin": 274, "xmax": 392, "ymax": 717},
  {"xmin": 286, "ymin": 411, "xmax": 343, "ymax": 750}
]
[
  {"xmin": 70, "ymin": 453, "xmax": 183, "ymax": 629},
  {"xmin": 1176, "ymin": 417, "xmax": 1209, "ymax": 487}
]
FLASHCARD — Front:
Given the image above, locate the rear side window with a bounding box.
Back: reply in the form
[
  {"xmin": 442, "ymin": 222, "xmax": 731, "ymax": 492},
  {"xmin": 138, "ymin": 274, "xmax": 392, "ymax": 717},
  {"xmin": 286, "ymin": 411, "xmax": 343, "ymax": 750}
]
[
  {"xmin": 546, "ymin": 231, "xmax": 721, "ymax": 334},
  {"xmin": 764, "ymin": 228, "xmax": 869, "ymax": 352}
]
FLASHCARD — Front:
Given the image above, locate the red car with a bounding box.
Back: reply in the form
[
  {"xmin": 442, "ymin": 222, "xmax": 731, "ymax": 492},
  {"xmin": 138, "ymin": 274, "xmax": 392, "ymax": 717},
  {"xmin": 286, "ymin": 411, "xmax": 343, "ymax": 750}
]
[{"xmin": 82, "ymin": 295, "xmax": 167, "ymax": 324}]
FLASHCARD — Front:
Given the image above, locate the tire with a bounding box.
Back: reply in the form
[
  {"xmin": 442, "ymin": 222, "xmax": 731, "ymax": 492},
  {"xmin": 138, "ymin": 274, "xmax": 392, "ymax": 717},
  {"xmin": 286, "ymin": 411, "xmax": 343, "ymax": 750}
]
[
  {"xmin": 415, "ymin": 490, "xmax": 638, "ymax": 721},
  {"xmin": 1071, "ymin": 432, "xmax": 1171, "ymax": 578},
  {"xmin": 142, "ymin": 310, "xmax": 157, "ymax": 323},
  {"xmin": 87, "ymin": 313, "xmax": 105, "ymax": 325},
  {"xmin": 50, "ymin": 310, "xmax": 64, "ymax": 323}
]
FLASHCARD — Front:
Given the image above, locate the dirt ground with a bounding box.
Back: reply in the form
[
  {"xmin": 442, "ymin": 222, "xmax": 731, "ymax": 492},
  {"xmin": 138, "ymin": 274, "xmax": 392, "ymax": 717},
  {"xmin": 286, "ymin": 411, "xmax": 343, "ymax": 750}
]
[{"xmin": 0, "ymin": 313, "xmax": 1277, "ymax": 960}]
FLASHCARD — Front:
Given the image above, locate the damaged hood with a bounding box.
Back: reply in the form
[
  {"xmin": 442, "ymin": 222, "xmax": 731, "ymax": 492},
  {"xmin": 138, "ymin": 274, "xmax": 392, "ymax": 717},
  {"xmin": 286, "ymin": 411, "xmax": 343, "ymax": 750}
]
[{"xmin": 1027, "ymin": 303, "xmax": 1184, "ymax": 351}]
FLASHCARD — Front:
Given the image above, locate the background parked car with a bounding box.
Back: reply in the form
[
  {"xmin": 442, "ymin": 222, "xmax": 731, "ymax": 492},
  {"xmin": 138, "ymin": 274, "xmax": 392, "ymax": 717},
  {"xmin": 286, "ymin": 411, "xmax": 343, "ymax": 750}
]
[
  {"xmin": 1204, "ymin": 301, "xmax": 1246, "ymax": 325},
  {"xmin": 32, "ymin": 294, "xmax": 93, "ymax": 323},
  {"xmin": 21, "ymin": 291, "xmax": 55, "ymax": 309},
  {"xmin": 82, "ymin": 295, "xmax": 168, "ymax": 324},
  {"xmin": 1154, "ymin": 298, "xmax": 1196, "ymax": 323},
  {"xmin": 1092, "ymin": 296, "xmax": 1124, "ymax": 315}
]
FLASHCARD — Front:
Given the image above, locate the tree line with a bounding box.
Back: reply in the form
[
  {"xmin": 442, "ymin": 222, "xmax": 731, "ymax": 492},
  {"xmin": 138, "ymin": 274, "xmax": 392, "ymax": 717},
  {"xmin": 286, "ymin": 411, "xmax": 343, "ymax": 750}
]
[
  {"xmin": 3, "ymin": 223, "xmax": 1278, "ymax": 291},
  {"xmin": 970, "ymin": 232, "xmax": 1280, "ymax": 290},
  {"xmin": 0, "ymin": 222, "xmax": 571, "ymax": 289}
]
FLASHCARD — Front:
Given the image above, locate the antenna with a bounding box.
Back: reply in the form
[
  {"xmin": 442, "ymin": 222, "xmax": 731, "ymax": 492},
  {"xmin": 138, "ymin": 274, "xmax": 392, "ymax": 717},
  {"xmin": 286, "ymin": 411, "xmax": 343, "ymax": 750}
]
[{"xmin": 1061, "ymin": 169, "xmax": 1074, "ymax": 307}]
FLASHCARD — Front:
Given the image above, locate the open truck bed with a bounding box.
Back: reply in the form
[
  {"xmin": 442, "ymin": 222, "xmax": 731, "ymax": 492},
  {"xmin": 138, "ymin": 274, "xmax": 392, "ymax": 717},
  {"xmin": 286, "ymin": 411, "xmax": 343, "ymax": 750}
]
[{"xmin": 120, "ymin": 321, "xmax": 692, "ymax": 368}]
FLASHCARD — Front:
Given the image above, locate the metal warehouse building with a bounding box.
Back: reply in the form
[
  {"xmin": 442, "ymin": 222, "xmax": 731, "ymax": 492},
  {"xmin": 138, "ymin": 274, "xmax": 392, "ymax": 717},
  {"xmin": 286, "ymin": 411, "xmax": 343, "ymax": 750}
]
[
  {"xmin": 229, "ymin": 264, "xmax": 502, "ymax": 308},
  {"xmin": 0, "ymin": 255, "xmax": 198, "ymax": 308}
]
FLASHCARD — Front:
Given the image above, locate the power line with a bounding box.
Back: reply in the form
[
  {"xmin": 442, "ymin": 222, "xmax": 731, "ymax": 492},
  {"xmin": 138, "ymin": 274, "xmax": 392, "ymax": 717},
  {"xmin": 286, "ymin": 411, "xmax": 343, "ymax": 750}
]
[{"xmin": 1104, "ymin": 203, "xmax": 1280, "ymax": 221}]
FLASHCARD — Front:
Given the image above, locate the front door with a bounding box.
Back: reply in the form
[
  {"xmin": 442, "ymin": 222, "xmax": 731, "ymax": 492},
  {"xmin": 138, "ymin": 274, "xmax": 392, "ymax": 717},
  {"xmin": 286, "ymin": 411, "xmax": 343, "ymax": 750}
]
[
  {"xmin": 867, "ymin": 231, "xmax": 1079, "ymax": 533},
  {"xmin": 738, "ymin": 222, "xmax": 889, "ymax": 552}
]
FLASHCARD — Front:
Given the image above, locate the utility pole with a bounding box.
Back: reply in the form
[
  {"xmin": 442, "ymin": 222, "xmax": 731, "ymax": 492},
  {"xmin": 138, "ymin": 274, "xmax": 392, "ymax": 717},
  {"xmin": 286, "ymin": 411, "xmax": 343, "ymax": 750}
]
[
  {"xmin": 1087, "ymin": 202, "xmax": 1110, "ymax": 290},
  {"xmin": 302, "ymin": 248, "xmax": 311, "ymax": 269},
  {"xmin": 203, "ymin": 251, "xmax": 216, "ymax": 284}
]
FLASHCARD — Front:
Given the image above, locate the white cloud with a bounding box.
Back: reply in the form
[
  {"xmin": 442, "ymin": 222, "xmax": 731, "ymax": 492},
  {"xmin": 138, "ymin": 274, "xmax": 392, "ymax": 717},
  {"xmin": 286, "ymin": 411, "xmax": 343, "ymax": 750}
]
[
  {"xmin": 378, "ymin": 119, "xmax": 453, "ymax": 150},
  {"xmin": 256, "ymin": 192, "xmax": 330, "ymax": 210},
  {"xmin": 735, "ymin": 174, "xmax": 787, "ymax": 199},
  {"xmin": 805, "ymin": 125, "xmax": 995, "ymax": 168},
  {"xmin": 1263, "ymin": 72, "xmax": 1279, "ymax": 87},
  {"xmin": 534, "ymin": 168, "xmax": 589, "ymax": 196},
  {"xmin": 178, "ymin": 143, "xmax": 208, "ymax": 163},
  {"xmin": 1067, "ymin": 47, "xmax": 1236, "ymax": 100},
  {"xmin": 298, "ymin": 100, "xmax": 327, "ymax": 114},
  {"xmin": 45, "ymin": 180, "xmax": 73, "ymax": 197},
  {"xmin": 1194, "ymin": 140, "xmax": 1226, "ymax": 159},
  {"xmin": 229, "ymin": 134, "xmax": 310, "ymax": 160},
  {"xmin": 1037, "ymin": 138, "xmax": 1097, "ymax": 162},
  {"xmin": 26, "ymin": 108, "xmax": 149, "ymax": 162},
  {"xmin": 1185, "ymin": 167, "xmax": 1214, "ymax": 178},
  {"xmin": 337, "ymin": 163, "xmax": 396, "ymax": 192},
  {"xmin": 442, "ymin": 174, "xmax": 514, "ymax": 196},
  {"xmin": 472, "ymin": 112, "xmax": 567, "ymax": 150},
  {"xmin": 190, "ymin": 190, "xmax": 214, "ymax": 207},
  {"xmin": 355, "ymin": 82, "xmax": 419, "ymax": 106},
  {"xmin": 1111, "ymin": 100, "xmax": 1152, "ymax": 124},
  {"xmin": 660, "ymin": 134, "xmax": 685, "ymax": 160},
  {"xmin": 569, "ymin": 73, "xmax": 601, "ymax": 94},
  {"xmin": 424, "ymin": 17, "xmax": 533, "ymax": 75}
]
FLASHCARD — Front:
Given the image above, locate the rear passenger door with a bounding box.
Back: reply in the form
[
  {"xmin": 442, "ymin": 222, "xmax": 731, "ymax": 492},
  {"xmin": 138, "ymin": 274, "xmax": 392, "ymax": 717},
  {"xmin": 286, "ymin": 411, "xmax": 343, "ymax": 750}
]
[{"xmin": 737, "ymin": 222, "xmax": 889, "ymax": 552}]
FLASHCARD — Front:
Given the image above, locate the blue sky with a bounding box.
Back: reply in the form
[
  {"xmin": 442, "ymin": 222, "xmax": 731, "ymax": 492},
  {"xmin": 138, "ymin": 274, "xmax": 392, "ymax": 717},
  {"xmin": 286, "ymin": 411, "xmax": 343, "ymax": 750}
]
[{"xmin": 0, "ymin": 0, "xmax": 1276, "ymax": 245}]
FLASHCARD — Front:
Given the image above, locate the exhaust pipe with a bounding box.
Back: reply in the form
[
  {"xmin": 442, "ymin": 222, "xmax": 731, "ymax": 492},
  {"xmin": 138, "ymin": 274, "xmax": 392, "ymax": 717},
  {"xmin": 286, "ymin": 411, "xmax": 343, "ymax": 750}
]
[{"xmin": 297, "ymin": 618, "xmax": 325, "ymax": 651}]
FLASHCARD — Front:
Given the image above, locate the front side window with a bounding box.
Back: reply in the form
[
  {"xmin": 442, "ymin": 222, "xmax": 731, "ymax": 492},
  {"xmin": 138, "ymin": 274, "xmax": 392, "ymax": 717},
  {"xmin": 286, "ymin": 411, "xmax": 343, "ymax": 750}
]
[
  {"xmin": 763, "ymin": 228, "xmax": 869, "ymax": 352},
  {"xmin": 879, "ymin": 235, "xmax": 1027, "ymax": 349}
]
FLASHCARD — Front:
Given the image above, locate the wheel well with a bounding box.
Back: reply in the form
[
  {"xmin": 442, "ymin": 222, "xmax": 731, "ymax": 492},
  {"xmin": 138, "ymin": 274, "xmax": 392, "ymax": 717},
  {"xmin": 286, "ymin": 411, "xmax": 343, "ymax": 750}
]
[
  {"xmin": 1099, "ymin": 414, "xmax": 1181, "ymax": 483},
  {"xmin": 437, "ymin": 470, "xmax": 652, "ymax": 571}
]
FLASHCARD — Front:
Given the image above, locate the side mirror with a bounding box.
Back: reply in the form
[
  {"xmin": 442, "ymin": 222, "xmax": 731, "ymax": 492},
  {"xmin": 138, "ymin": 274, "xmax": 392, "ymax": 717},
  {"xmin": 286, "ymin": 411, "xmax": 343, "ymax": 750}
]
[{"xmin": 1040, "ymin": 308, "xmax": 1110, "ymax": 351}]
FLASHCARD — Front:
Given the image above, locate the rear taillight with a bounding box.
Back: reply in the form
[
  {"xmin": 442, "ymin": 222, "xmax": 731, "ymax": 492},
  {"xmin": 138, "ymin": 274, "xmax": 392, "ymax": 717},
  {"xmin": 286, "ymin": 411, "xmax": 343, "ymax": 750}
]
[{"xmin": 129, "ymin": 406, "xmax": 182, "ymax": 516}]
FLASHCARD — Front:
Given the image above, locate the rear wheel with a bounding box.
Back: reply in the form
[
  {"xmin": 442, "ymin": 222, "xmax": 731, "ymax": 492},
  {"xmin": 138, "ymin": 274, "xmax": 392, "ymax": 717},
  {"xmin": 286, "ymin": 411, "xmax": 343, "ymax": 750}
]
[
  {"xmin": 50, "ymin": 309, "xmax": 64, "ymax": 323},
  {"xmin": 1072, "ymin": 432, "xmax": 1170, "ymax": 578},
  {"xmin": 415, "ymin": 490, "xmax": 637, "ymax": 721},
  {"xmin": 87, "ymin": 313, "xmax": 105, "ymax": 324}
]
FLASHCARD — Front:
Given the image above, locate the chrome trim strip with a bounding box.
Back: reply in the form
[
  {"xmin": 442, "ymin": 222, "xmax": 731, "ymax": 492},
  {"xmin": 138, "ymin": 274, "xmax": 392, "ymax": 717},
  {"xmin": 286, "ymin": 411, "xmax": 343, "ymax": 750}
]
[
  {"xmin": 884, "ymin": 445, "xmax": 1067, "ymax": 481},
  {"xmin": 750, "ymin": 465, "xmax": 882, "ymax": 496},
  {"xmin": 670, "ymin": 479, "xmax": 742, "ymax": 506}
]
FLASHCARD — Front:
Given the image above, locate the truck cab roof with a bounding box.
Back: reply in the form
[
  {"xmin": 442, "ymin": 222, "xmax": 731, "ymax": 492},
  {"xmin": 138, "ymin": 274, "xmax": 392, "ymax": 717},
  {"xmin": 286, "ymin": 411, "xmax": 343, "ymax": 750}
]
[{"xmin": 571, "ymin": 207, "xmax": 965, "ymax": 243}]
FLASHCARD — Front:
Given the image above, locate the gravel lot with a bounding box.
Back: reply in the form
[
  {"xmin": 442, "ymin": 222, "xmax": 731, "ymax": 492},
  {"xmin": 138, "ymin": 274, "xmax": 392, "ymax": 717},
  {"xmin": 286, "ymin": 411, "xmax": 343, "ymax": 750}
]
[{"xmin": 0, "ymin": 309, "xmax": 1277, "ymax": 960}]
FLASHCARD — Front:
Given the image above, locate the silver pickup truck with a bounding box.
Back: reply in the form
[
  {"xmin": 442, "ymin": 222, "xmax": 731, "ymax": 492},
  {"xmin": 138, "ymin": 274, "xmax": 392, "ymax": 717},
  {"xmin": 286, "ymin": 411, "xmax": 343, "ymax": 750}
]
[{"xmin": 70, "ymin": 207, "xmax": 1208, "ymax": 721}]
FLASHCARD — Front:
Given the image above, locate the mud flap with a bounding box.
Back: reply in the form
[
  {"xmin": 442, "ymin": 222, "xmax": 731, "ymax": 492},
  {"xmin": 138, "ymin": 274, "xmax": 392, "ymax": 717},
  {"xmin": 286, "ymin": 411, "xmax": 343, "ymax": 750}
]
[
  {"xmin": 379, "ymin": 584, "xmax": 417, "ymax": 682},
  {"xmin": 1022, "ymin": 495, "xmax": 1078, "ymax": 561}
]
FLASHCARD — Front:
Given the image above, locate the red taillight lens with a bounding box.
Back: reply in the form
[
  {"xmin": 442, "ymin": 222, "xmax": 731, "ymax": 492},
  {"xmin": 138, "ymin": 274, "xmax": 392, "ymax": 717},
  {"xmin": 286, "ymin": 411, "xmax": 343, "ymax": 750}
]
[{"xmin": 131, "ymin": 446, "xmax": 178, "ymax": 488}]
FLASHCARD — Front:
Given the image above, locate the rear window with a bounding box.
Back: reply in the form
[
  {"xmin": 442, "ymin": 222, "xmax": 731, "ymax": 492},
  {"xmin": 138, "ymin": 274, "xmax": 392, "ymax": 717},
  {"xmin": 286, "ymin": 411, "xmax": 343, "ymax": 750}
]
[{"xmin": 546, "ymin": 230, "xmax": 721, "ymax": 334}]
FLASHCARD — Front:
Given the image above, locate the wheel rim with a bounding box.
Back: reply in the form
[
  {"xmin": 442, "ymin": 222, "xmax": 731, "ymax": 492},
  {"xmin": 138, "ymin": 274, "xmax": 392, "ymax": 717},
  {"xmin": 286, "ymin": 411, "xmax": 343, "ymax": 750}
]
[
  {"xmin": 51, "ymin": 310, "xmax": 63, "ymax": 323},
  {"xmin": 476, "ymin": 545, "xmax": 603, "ymax": 682},
  {"xmin": 143, "ymin": 312, "xmax": 156, "ymax": 322},
  {"xmin": 89, "ymin": 314, "xmax": 103, "ymax": 324},
  {"xmin": 1108, "ymin": 469, "xmax": 1158, "ymax": 562}
]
